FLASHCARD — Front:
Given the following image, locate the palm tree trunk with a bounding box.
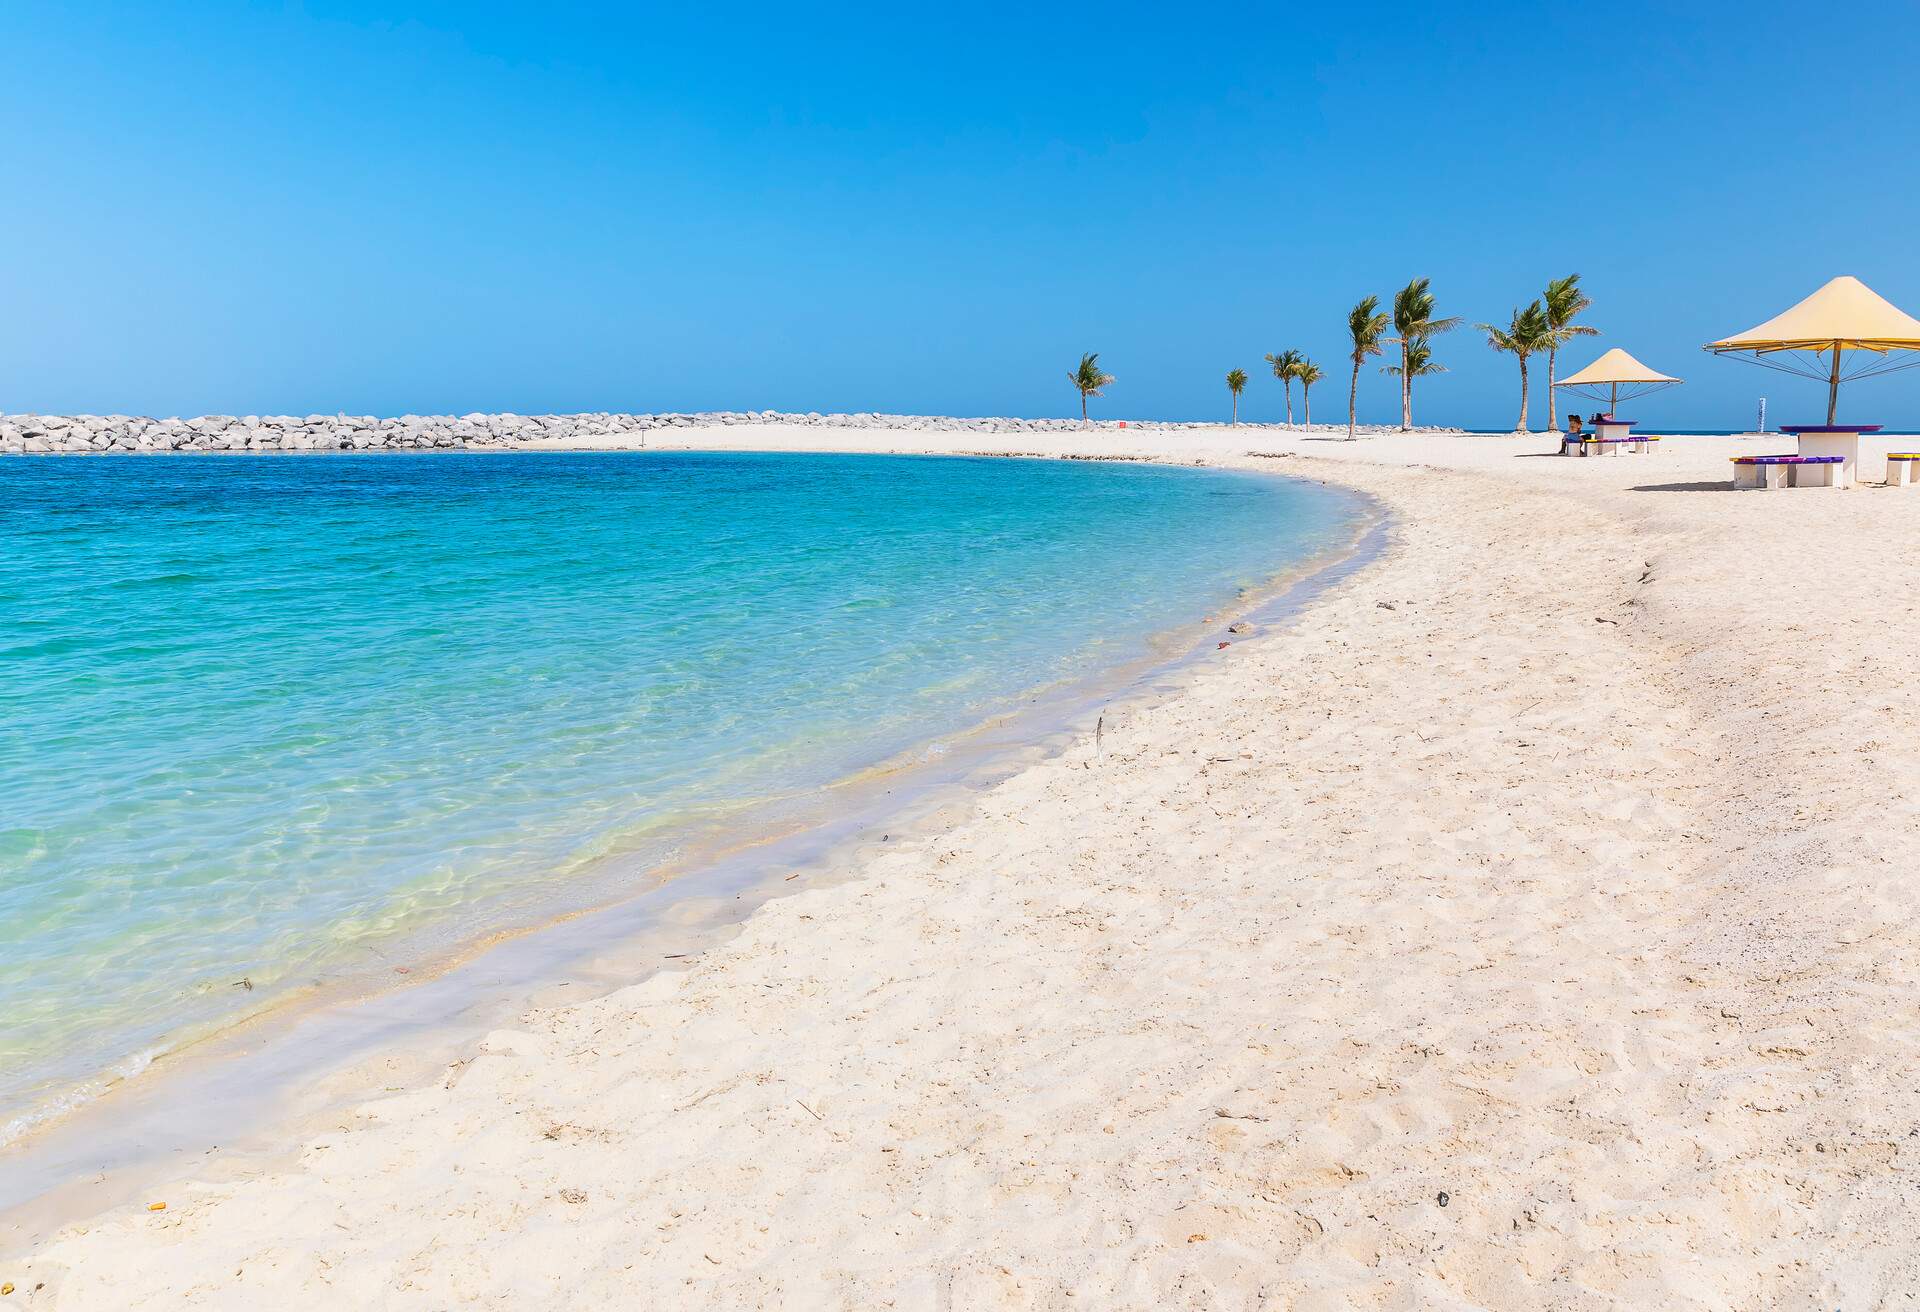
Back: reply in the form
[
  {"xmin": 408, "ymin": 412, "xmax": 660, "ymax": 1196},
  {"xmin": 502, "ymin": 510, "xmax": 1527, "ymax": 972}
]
[
  {"xmin": 1546, "ymin": 346, "xmax": 1559, "ymax": 433},
  {"xmin": 1400, "ymin": 340, "xmax": 1411, "ymax": 430},
  {"xmin": 1303, "ymin": 384, "xmax": 1312, "ymax": 426},
  {"xmin": 1283, "ymin": 381, "xmax": 1293, "ymax": 427},
  {"xmin": 1081, "ymin": 392, "xmax": 1088, "ymax": 426},
  {"xmin": 1231, "ymin": 394, "xmax": 1238, "ymax": 426},
  {"xmin": 1348, "ymin": 362, "xmax": 1359, "ymax": 441},
  {"xmin": 1517, "ymin": 358, "xmax": 1530, "ymax": 433}
]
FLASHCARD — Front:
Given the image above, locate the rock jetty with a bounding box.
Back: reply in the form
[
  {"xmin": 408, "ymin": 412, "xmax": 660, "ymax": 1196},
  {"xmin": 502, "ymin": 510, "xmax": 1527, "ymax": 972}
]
[{"xmin": 0, "ymin": 411, "xmax": 1463, "ymax": 455}]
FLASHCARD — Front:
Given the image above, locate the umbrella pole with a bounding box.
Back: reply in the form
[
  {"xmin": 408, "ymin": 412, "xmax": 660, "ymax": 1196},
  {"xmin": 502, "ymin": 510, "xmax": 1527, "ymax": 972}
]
[
  {"xmin": 1827, "ymin": 343, "xmax": 1841, "ymax": 424},
  {"xmin": 1609, "ymin": 382, "xmax": 1617, "ymax": 417}
]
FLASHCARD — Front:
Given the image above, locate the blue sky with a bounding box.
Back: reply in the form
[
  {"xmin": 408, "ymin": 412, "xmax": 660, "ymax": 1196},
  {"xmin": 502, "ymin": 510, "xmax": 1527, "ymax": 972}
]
[{"xmin": 3, "ymin": 1, "xmax": 1916, "ymax": 427}]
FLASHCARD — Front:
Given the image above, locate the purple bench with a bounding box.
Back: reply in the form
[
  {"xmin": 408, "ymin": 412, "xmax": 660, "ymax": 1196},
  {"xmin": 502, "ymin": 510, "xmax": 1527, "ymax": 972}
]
[
  {"xmin": 1562, "ymin": 434, "xmax": 1657, "ymax": 456},
  {"xmin": 1731, "ymin": 454, "xmax": 1847, "ymax": 489}
]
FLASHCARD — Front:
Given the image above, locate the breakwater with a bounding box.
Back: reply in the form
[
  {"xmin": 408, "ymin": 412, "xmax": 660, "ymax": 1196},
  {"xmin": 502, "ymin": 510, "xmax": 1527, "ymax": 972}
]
[{"xmin": 0, "ymin": 411, "xmax": 1461, "ymax": 454}]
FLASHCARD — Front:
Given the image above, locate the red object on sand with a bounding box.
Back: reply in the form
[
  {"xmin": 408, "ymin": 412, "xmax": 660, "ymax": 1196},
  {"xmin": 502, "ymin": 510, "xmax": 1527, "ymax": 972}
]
[{"xmin": 1118, "ymin": 421, "xmax": 1128, "ymax": 429}]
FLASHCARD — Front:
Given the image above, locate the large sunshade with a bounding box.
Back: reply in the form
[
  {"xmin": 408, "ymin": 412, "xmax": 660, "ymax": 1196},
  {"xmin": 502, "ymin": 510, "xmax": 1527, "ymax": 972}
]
[
  {"xmin": 1558, "ymin": 348, "xmax": 1682, "ymax": 414},
  {"xmin": 1705, "ymin": 275, "xmax": 1920, "ymax": 422},
  {"xmin": 1558, "ymin": 348, "xmax": 1681, "ymax": 388}
]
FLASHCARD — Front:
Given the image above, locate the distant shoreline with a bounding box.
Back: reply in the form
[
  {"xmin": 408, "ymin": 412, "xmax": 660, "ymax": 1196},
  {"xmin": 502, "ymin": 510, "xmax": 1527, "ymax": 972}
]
[{"xmin": 13, "ymin": 411, "xmax": 1903, "ymax": 458}]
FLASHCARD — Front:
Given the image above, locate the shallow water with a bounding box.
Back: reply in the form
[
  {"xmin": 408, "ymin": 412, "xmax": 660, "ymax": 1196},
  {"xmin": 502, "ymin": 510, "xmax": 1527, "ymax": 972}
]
[{"xmin": 0, "ymin": 451, "xmax": 1355, "ymax": 1137}]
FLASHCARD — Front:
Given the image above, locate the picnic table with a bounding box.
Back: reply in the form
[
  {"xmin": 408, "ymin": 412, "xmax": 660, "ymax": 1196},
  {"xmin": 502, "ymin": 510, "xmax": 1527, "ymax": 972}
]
[{"xmin": 1779, "ymin": 424, "xmax": 1884, "ymax": 484}]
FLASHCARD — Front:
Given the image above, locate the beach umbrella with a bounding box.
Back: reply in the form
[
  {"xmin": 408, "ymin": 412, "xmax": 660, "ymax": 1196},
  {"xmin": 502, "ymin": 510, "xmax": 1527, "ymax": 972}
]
[
  {"xmin": 1556, "ymin": 347, "xmax": 1682, "ymax": 416},
  {"xmin": 1705, "ymin": 275, "xmax": 1920, "ymax": 423}
]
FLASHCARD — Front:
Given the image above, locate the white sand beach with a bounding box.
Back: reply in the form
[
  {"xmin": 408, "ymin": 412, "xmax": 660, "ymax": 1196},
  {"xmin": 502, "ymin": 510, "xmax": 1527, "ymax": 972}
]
[{"xmin": 7, "ymin": 427, "xmax": 1920, "ymax": 1309}]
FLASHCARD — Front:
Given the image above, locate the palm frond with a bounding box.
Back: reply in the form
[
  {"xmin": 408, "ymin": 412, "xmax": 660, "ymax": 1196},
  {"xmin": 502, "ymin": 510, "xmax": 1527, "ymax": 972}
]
[
  {"xmin": 1543, "ymin": 274, "xmax": 1593, "ymax": 330},
  {"xmin": 1348, "ymin": 296, "xmax": 1389, "ymax": 362},
  {"xmin": 1263, "ymin": 348, "xmax": 1303, "ymax": 380},
  {"xmin": 1480, "ymin": 301, "xmax": 1550, "ymax": 357},
  {"xmin": 1393, "ymin": 279, "xmax": 1461, "ymax": 341},
  {"xmin": 1070, "ymin": 351, "xmax": 1114, "ymax": 397},
  {"xmin": 1392, "ymin": 278, "xmax": 1433, "ymax": 337},
  {"xmin": 1383, "ymin": 339, "xmax": 1446, "ymax": 377}
]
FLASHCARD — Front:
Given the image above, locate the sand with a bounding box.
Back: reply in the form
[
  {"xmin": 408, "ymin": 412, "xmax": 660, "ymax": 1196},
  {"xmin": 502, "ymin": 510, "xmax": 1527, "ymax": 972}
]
[{"xmin": 6, "ymin": 426, "xmax": 1920, "ymax": 1309}]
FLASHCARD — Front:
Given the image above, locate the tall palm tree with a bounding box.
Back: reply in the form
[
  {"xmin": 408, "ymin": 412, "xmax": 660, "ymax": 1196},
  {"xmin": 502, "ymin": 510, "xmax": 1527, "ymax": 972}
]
[
  {"xmin": 1295, "ymin": 360, "xmax": 1324, "ymax": 425},
  {"xmin": 1263, "ymin": 349, "xmax": 1304, "ymax": 425},
  {"xmin": 1068, "ymin": 352, "xmax": 1114, "ymax": 426},
  {"xmin": 1225, "ymin": 368, "xmax": 1248, "ymax": 426},
  {"xmin": 1389, "ymin": 278, "xmax": 1462, "ymax": 430},
  {"xmin": 1542, "ymin": 274, "xmax": 1598, "ymax": 432},
  {"xmin": 1478, "ymin": 301, "xmax": 1554, "ymax": 433},
  {"xmin": 1346, "ymin": 296, "xmax": 1390, "ymax": 440}
]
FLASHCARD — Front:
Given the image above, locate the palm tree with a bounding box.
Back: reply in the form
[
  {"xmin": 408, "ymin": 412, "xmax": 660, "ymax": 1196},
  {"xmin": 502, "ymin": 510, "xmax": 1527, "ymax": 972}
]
[
  {"xmin": 1346, "ymin": 296, "xmax": 1390, "ymax": 440},
  {"xmin": 1542, "ymin": 274, "xmax": 1598, "ymax": 432},
  {"xmin": 1068, "ymin": 352, "xmax": 1114, "ymax": 426},
  {"xmin": 1295, "ymin": 360, "xmax": 1324, "ymax": 425},
  {"xmin": 1225, "ymin": 368, "xmax": 1248, "ymax": 426},
  {"xmin": 1263, "ymin": 349, "xmax": 1304, "ymax": 425},
  {"xmin": 1390, "ymin": 336, "xmax": 1443, "ymax": 428},
  {"xmin": 1389, "ymin": 278, "xmax": 1462, "ymax": 430},
  {"xmin": 1478, "ymin": 301, "xmax": 1554, "ymax": 432}
]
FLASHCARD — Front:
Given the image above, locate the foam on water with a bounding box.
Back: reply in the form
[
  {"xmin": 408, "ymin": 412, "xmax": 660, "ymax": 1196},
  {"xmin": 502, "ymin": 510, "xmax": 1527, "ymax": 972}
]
[{"xmin": 0, "ymin": 451, "xmax": 1357, "ymax": 1138}]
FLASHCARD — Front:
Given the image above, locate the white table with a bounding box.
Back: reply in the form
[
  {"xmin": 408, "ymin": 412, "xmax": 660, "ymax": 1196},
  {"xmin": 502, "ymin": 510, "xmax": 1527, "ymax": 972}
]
[
  {"xmin": 1782, "ymin": 424, "xmax": 1883, "ymax": 484},
  {"xmin": 1565, "ymin": 417, "xmax": 1645, "ymax": 457},
  {"xmin": 1589, "ymin": 417, "xmax": 1636, "ymax": 445}
]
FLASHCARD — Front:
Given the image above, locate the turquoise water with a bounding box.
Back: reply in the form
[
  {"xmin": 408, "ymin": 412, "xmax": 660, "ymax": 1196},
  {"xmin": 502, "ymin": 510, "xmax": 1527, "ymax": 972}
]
[{"xmin": 0, "ymin": 451, "xmax": 1356, "ymax": 1137}]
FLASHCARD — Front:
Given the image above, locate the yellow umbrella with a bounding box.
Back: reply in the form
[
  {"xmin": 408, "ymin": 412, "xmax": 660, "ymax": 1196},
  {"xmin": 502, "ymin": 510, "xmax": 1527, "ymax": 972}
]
[
  {"xmin": 1556, "ymin": 347, "xmax": 1682, "ymax": 416},
  {"xmin": 1705, "ymin": 275, "xmax": 1920, "ymax": 423}
]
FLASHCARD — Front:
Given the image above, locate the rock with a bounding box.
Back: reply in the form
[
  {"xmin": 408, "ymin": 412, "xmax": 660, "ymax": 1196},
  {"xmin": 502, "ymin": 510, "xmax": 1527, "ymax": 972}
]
[{"xmin": 0, "ymin": 407, "xmax": 1465, "ymax": 455}]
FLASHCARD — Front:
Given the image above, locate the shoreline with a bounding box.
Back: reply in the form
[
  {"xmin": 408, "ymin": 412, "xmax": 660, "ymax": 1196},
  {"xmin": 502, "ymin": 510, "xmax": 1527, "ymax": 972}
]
[
  {"xmin": 0, "ymin": 459, "xmax": 1383, "ymax": 1242},
  {"xmin": 9, "ymin": 426, "xmax": 1920, "ymax": 1306}
]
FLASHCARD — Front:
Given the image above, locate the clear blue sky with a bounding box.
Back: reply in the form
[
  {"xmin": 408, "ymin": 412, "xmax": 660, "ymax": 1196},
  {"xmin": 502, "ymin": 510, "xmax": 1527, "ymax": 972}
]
[{"xmin": 4, "ymin": 2, "xmax": 1917, "ymax": 428}]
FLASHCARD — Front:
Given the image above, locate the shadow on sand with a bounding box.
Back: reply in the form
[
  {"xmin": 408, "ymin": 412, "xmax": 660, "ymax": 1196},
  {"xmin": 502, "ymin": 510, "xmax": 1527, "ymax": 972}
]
[{"xmin": 1629, "ymin": 480, "xmax": 1738, "ymax": 493}]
